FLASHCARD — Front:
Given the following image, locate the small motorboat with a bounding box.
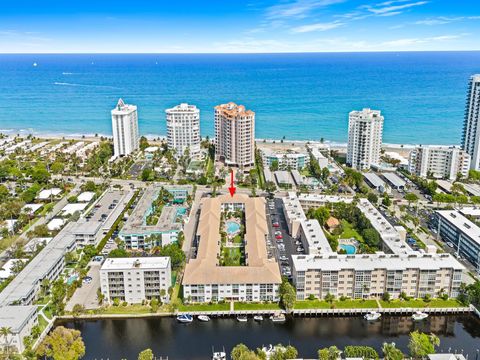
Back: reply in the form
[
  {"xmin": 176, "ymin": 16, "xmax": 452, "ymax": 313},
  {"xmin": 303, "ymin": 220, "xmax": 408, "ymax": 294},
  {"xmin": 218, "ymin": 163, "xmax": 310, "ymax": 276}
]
[
  {"xmin": 270, "ymin": 313, "xmax": 286, "ymax": 323},
  {"xmin": 212, "ymin": 350, "xmax": 227, "ymax": 360},
  {"xmin": 237, "ymin": 316, "xmax": 248, "ymax": 322},
  {"xmin": 364, "ymin": 311, "xmax": 381, "ymax": 321},
  {"xmin": 198, "ymin": 315, "xmax": 210, "ymax": 322},
  {"xmin": 412, "ymin": 311, "xmax": 429, "ymax": 321},
  {"xmin": 254, "ymin": 315, "xmax": 264, "ymax": 321},
  {"xmin": 177, "ymin": 314, "xmax": 193, "ymax": 323}
]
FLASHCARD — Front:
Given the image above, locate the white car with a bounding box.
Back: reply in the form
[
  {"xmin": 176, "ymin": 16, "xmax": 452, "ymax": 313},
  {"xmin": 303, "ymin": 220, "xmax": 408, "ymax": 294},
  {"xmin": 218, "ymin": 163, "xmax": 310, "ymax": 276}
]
[{"xmin": 447, "ymin": 242, "xmax": 454, "ymax": 248}]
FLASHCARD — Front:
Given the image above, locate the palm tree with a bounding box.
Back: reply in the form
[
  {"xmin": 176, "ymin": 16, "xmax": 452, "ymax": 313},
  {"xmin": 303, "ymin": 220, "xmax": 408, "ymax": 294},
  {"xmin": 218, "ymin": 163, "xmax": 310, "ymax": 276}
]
[{"xmin": 0, "ymin": 326, "xmax": 13, "ymax": 358}]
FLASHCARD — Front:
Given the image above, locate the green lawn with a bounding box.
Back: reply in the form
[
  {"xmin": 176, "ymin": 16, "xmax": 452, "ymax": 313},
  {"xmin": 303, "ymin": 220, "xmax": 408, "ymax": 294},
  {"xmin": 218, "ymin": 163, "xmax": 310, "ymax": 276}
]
[
  {"xmin": 380, "ymin": 299, "xmax": 464, "ymax": 308},
  {"xmin": 234, "ymin": 302, "xmax": 281, "ymax": 311},
  {"xmin": 336, "ymin": 220, "xmax": 364, "ymax": 242},
  {"xmin": 295, "ymin": 299, "xmax": 377, "ymax": 309},
  {"xmin": 37, "ymin": 315, "xmax": 49, "ymax": 332},
  {"xmin": 221, "ymin": 247, "xmax": 244, "ymax": 266},
  {"xmin": 178, "ymin": 302, "xmax": 230, "ymax": 312},
  {"xmin": 101, "ymin": 304, "xmax": 152, "ymax": 314}
]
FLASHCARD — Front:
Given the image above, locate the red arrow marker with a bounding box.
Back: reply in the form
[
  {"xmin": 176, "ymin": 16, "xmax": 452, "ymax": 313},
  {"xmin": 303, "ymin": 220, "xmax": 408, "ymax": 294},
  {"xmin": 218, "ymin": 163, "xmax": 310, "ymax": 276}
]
[{"xmin": 228, "ymin": 168, "xmax": 236, "ymax": 197}]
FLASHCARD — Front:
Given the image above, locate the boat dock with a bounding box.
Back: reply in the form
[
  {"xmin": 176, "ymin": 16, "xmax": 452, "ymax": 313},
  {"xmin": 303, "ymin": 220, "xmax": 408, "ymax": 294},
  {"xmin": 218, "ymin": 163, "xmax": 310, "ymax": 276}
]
[{"xmin": 176, "ymin": 305, "xmax": 473, "ymax": 317}]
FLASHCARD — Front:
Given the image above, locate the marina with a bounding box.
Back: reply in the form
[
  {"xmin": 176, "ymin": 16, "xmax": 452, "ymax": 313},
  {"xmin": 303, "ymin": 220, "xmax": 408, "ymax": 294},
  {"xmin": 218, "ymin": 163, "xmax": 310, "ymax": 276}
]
[{"xmin": 59, "ymin": 314, "xmax": 480, "ymax": 360}]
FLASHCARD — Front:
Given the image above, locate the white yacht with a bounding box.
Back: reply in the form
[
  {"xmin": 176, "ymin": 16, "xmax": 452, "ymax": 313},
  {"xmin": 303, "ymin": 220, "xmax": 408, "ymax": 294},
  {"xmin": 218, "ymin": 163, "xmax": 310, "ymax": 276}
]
[
  {"xmin": 270, "ymin": 313, "xmax": 286, "ymax": 323},
  {"xmin": 412, "ymin": 311, "xmax": 429, "ymax": 321},
  {"xmin": 364, "ymin": 311, "xmax": 381, "ymax": 321},
  {"xmin": 254, "ymin": 315, "xmax": 264, "ymax": 321},
  {"xmin": 237, "ymin": 315, "xmax": 248, "ymax": 322},
  {"xmin": 198, "ymin": 315, "xmax": 210, "ymax": 322}
]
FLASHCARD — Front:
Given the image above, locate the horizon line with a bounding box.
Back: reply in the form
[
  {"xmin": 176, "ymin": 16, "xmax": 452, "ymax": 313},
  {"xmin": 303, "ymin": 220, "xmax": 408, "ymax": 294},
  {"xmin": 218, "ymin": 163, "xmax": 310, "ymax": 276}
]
[{"xmin": 1, "ymin": 50, "xmax": 480, "ymax": 55}]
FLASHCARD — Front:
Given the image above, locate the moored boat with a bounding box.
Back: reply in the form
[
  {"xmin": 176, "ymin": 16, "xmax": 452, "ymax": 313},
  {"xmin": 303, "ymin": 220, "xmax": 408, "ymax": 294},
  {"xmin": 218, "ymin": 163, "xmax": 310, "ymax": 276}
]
[
  {"xmin": 254, "ymin": 315, "xmax": 264, "ymax": 321},
  {"xmin": 270, "ymin": 313, "xmax": 286, "ymax": 323},
  {"xmin": 198, "ymin": 315, "xmax": 210, "ymax": 322},
  {"xmin": 237, "ymin": 316, "xmax": 248, "ymax": 322},
  {"xmin": 212, "ymin": 350, "xmax": 226, "ymax": 360},
  {"xmin": 412, "ymin": 311, "xmax": 428, "ymax": 321},
  {"xmin": 364, "ymin": 311, "xmax": 381, "ymax": 321},
  {"xmin": 177, "ymin": 314, "xmax": 193, "ymax": 323}
]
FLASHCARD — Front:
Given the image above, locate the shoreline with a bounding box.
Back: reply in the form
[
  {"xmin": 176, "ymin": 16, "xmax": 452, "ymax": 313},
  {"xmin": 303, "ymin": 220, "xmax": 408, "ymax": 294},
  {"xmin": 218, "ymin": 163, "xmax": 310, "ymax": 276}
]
[{"xmin": 0, "ymin": 129, "xmax": 459, "ymax": 153}]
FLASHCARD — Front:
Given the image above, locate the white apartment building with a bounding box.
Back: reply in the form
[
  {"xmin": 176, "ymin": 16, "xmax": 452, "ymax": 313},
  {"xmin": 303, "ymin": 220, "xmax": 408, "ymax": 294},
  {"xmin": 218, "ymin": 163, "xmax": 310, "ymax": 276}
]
[
  {"xmin": 166, "ymin": 103, "xmax": 201, "ymax": 159},
  {"xmin": 111, "ymin": 98, "xmax": 140, "ymax": 158},
  {"xmin": 214, "ymin": 102, "xmax": 255, "ymax": 168},
  {"xmin": 100, "ymin": 257, "xmax": 171, "ymax": 304},
  {"xmin": 0, "ymin": 306, "xmax": 38, "ymax": 353},
  {"xmin": 347, "ymin": 108, "xmax": 384, "ymax": 170},
  {"xmin": 462, "ymin": 74, "xmax": 480, "ymax": 170},
  {"xmin": 292, "ymin": 253, "xmax": 464, "ymax": 300},
  {"xmin": 408, "ymin": 146, "xmax": 471, "ymax": 180},
  {"xmin": 260, "ymin": 148, "xmax": 309, "ymax": 170}
]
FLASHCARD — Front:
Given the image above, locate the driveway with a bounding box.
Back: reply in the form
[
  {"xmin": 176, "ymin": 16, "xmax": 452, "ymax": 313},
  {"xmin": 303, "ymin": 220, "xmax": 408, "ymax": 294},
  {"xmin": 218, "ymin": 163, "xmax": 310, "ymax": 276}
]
[{"xmin": 66, "ymin": 262, "xmax": 102, "ymax": 311}]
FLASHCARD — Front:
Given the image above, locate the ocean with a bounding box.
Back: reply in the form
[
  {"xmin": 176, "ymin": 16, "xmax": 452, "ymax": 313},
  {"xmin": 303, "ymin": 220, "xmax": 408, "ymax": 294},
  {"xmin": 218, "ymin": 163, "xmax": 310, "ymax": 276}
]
[{"xmin": 0, "ymin": 52, "xmax": 479, "ymax": 145}]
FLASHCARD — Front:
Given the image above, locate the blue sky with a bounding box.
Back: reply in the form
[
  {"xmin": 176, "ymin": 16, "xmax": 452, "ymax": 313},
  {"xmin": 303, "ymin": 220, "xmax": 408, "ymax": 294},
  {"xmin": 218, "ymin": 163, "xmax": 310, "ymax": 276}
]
[{"xmin": 0, "ymin": 0, "xmax": 479, "ymax": 53}]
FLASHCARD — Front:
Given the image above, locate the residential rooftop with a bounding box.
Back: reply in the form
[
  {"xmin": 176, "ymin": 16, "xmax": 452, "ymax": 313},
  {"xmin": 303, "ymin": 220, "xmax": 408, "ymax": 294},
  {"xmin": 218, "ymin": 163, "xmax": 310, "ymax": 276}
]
[
  {"xmin": 292, "ymin": 252, "xmax": 464, "ymax": 272},
  {"xmin": 183, "ymin": 193, "xmax": 281, "ymax": 286},
  {"xmin": 101, "ymin": 257, "xmax": 170, "ymax": 271}
]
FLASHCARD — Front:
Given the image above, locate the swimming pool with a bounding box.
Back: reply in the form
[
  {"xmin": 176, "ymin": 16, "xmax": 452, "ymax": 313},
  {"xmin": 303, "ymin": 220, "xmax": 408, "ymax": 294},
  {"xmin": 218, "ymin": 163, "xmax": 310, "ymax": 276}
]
[
  {"xmin": 226, "ymin": 221, "xmax": 240, "ymax": 235},
  {"xmin": 339, "ymin": 244, "xmax": 357, "ymax": 254},
  {"xmin": 67, "ymin": 274, "xmax": 78, "ymax": 285},
  {"xmin": 176, "ymin": 207, "xmax": 187, "ymax": 216}
]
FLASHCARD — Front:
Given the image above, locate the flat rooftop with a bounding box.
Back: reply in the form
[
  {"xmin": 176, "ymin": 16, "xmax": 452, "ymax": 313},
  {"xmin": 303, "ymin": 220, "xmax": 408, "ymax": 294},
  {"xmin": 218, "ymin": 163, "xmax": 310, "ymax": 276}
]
[
  {"xmin": 0, "ymin": 222, "xmax": 76, "ymax": 306},
  {"xmin": 382, "ymin": 172, "xmax": 406, "ymax": 187},
  {"xmin": 101, "ymin": 257, "xmax": 170, "ymax": 271},
  {"xmin": 121, "ymin": 186, "xmax": 186, "ymax": 235},
  {"xmin": 437, "ymin": 210, "xmax": 480, "ymax": 246},
  {"xmin": 292, "ymin": 252, "xmax": 464, "ymax": 272},
  {"xmin": 183, "ymin": 194, "xmax": 281, "ymax": 286},
  {"xmin": 363, "ymin": 172, "xmax": 385, "ymax": 188},
  {"xmin": 0, "ymin": 305, "xmax": 37, "ymax": 332}
]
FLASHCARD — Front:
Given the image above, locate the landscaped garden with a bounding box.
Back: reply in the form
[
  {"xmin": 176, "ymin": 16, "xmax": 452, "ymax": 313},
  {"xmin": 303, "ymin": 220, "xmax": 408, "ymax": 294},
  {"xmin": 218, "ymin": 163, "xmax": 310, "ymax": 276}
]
[
  {"xmin": 219, "ymin": 209, "xmax": 246, "ymax": 266},
  {"xmin": 306, "ymin": 202, "xmax": 381, "ymax": 254},
  {"xmin": 145, "ymin": 188, "xmax": 172, "ymax": 226}
]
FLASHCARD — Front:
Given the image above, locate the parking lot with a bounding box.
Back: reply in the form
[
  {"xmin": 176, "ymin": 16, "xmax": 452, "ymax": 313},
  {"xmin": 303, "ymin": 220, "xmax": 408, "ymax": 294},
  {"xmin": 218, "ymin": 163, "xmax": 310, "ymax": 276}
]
[
  {"xmin": 265, "ymin": 197, "xmax": 305, "ymax": 279},
  {"xmin": 65, "ymin": 261, "xmax": 102, "ymax": 311}
]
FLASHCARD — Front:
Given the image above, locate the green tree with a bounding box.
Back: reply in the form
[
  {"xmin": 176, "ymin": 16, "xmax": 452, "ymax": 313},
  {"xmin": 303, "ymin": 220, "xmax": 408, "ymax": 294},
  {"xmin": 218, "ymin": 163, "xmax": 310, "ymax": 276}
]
[
  {"xmin": 324, "ymin": 292, "xmax": 335, "ymax": 304},
  {"xmin": 231, "ymin": 344, "xmax": 261, "ymax": 360},
  {"xmin": 138, "ymin": 348, "xmax": 154, "ymax": 360},
  {"xmin": 382, "ymin": 342, "xmax": 404, "ymax": 360},
  {"xmin": 36, "ymin": 326, "xmax": 85, "ymax": 360},
  {"xmin": 408, "ymin": 331, "xmax": 440, "ymax": 359},
  {"xmin": 318, "ymin": 346, "xmax": 340, "ymax": 360},
  {"xmin": 404, "ymin": 192, "xmax": 419, "ymax": 207},
  {"xmin": 150, "ymin": 298, "xmax": 160, "ymax": 313},
  {"xmin": 382, "ymin": 195, "xmax": 392, "ymax": 207},
  {"xmin": 108, "ymin": 248, "xmax": 129, "ymax": 258},
  {"xmin": 0, "ymin": 326, "xmax": 13, "ymax": 358},
  {"xmin": 139, "ymin": 136, "xmax": 150, "ymax": 151},
  {"xmin": 367, "ymin": 192, "xmax": 378, "ymax": 204},
  {"xmin": 158, "ymin": 243, "xmax": 186, "ymax": 270},
  {"xmin": 279, "ymin": 277, "xmax": 296, "ymax": 312},
  {"xmin": 344, "ymin": 346, "xmax": 379, "ymax": 360}
]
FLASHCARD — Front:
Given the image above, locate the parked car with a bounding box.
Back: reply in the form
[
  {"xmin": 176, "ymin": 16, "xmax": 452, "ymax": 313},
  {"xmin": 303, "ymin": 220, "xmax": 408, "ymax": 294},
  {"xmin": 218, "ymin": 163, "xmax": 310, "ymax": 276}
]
[
  {"xmin": 275, "ymin": 234, "xmax": 283, "ymax": 240},
  {"xmin": 272, "ymin": 222, "xmax": 280, "ymax": 228}
]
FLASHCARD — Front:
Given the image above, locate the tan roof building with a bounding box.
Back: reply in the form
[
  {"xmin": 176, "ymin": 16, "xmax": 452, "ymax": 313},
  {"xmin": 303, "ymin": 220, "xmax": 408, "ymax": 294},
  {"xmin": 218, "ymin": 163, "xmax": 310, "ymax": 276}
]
[{"xmin": 183, "ymin": 193, "xmax": 281, "ymax": 286}]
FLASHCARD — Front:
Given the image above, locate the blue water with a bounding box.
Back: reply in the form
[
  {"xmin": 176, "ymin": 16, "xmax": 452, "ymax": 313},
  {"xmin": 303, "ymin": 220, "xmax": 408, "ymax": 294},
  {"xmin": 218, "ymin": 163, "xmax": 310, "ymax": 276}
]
[
  {"xmin": 226, "ymin": 221, "xmax": 240, "ymax": 235},
  {"xmin": 1, "ymin": 52, "xmax": 479, "ymax": 144},
  {"xmin": 339, "ymin": 244, "xmax": 357, "ymax": 254},
  {"xmin": 176, "ymin": 207, "xmax": 187, "ymax": 216}
]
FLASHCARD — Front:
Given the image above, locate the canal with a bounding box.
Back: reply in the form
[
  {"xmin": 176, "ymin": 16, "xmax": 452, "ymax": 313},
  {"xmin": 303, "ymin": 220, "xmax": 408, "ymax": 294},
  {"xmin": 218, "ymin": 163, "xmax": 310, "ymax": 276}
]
[{"xmin": 59, "ymin": 314, "xmax": 480, "ymax": 360}]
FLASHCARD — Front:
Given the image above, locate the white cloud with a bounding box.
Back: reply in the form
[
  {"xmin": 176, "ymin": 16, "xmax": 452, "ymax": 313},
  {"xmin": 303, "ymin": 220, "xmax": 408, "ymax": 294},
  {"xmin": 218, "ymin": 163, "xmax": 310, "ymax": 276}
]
[
  {"xmin": 291, "ymin": 21, "xmax": 344, "ymax": 32},
  {"xmin": 365, "ymin": 1, "xmax": 428, "ymax": 15},
  {"xmin": 415, "ymin": 16, "xmax": 480, "ymax": 26},
  {"xmin": 382, "ymin": 34, "xmax": 464, "ymax": 47},
  {"xmin": 266, "ymin": 0, "xmax": 346, "ymax": 19}
]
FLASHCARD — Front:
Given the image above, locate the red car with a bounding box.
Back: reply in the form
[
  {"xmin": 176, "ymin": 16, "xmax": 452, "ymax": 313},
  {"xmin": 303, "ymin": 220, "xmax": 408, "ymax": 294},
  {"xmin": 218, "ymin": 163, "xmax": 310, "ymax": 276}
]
[
  {"xmin": 275, "ymin": 234, "xmax": 283, "ymax": 240},
  {"xmin": 272, "ymin": 222, "xmax": 280, "ymax": 228}
]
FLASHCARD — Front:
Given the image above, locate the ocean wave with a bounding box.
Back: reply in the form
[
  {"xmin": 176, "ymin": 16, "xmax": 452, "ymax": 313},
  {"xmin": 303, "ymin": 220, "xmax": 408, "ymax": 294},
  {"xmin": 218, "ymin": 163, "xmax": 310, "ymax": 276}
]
[
  {"xmin": 62, "ymin": 72, "xmax": 76, "ymax": 75},
  {"xmin": 53, "ymin": 82, "xmax": 119, "ymax": 89}
]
